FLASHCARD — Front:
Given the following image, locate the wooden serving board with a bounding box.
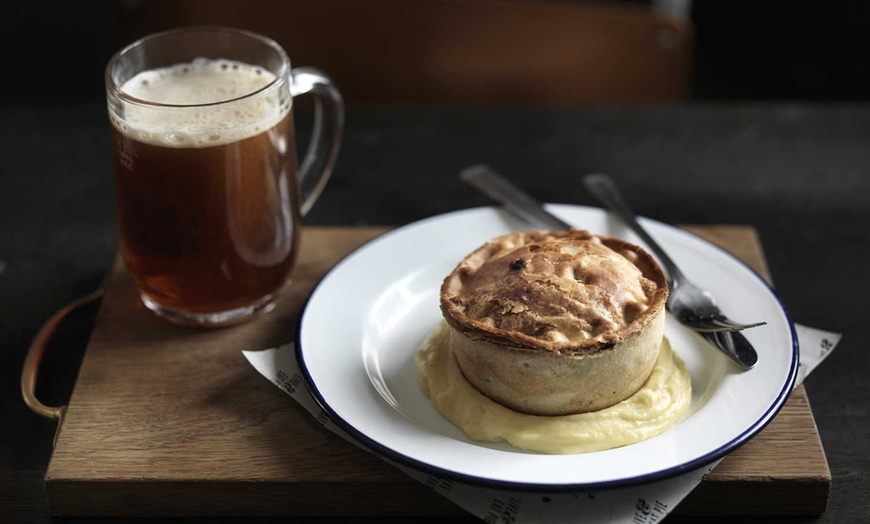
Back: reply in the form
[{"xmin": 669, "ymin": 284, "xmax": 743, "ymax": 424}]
[{"xmin": 45, "ymin": 226, "xmax": 831, "ymax": 517}]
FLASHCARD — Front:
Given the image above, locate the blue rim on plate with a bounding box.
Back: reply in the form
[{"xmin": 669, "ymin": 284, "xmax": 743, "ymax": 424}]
[{"xmin": 295, "ymin": 205, "xmax": 799, "ymax": 491}]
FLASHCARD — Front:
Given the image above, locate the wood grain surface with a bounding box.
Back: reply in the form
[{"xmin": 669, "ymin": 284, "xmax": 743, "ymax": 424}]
[{"xmin": 44, "ymin": 226, "xmax": 830, "ymax": 517}]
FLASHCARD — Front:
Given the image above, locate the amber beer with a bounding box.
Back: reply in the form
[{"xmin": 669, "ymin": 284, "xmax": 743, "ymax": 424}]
[{"xmin": 110, "ymin": 59, "xmax": 300, "ymax": 321}]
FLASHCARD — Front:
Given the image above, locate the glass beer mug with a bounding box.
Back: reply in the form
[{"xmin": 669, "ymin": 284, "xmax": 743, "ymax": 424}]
[{"xmin": 105, "ymin": 27, "xmax": 342, "ymax": 327}]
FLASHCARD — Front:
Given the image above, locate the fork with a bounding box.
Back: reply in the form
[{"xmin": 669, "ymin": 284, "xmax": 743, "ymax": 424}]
[
  {"xmin": 460, "ymin": 164, "xmax": 762, "ymax": 370},
  {"xmin": 581, "ymin": 173, "xmax": 766, "ymax": 334}
]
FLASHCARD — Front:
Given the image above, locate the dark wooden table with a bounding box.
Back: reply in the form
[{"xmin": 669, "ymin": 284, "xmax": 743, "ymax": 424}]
[{"xmin": 2, "ymin": 103, "xmax": 867, "ymax": 523}]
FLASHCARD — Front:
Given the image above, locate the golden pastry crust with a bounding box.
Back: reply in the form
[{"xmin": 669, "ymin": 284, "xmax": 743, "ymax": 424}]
[{"xmin": 440, "ymin": 229, "xmax": 668, "ymax": 357}]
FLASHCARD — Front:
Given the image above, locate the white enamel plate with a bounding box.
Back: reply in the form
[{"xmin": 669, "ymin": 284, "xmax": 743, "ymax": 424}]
[{"xmin": 297, "ymin": 205, "xmax": 798, "ymax": 490}]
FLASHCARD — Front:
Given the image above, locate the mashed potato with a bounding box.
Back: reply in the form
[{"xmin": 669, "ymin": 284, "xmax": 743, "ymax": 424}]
[{"xmin": 415, "ymin": 321, "xmax": 691, "ymax": 454}]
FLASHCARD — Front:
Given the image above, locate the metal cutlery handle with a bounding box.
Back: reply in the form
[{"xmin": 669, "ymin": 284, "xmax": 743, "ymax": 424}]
[
  {"xmin": 582, "ymin": 174, "xmax": 687, "ymax": 288},
  {"xmin": 460, "ymin": 164, "xmax": 573, "ymax": 231},
  {"xmin": 458, "ymin": 164, "xmax": 760, "ymax": 370}
]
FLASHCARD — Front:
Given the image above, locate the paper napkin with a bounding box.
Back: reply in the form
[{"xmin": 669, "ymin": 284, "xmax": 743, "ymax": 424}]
[{"xmin": 243, "ymin": 324, "xmax": 841, "ymax": 524}]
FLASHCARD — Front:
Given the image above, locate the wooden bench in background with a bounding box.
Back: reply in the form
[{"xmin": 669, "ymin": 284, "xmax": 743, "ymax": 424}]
[{"xmin": 117, "ymin": 0, "xmax": 694, "ymax": 106}]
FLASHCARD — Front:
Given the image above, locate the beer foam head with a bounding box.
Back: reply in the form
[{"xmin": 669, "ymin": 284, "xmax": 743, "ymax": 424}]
[{"xmin": 112, "ymin": 59, "xmax": 291, "ymax": 148}]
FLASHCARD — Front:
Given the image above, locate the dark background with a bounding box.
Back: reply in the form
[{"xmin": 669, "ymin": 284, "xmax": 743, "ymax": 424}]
[
  {"xmin": 2, "ymin": 1, "xmax": 869, "ymax": 523},
  {"xmin": 5, "ymin": 1, "xmax": 870, "ymax": 107}
]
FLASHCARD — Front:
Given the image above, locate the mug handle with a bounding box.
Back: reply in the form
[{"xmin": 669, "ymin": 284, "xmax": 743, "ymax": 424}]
[{"xmin": 290, "ymin": 67, "xmax": 344, "ymax": 217}]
